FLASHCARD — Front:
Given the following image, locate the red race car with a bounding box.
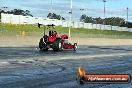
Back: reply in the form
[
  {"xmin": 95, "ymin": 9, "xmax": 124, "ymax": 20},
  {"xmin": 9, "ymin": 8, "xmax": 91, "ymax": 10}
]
[{"xmin": 38, "ymin": 23, "xmax": 77, "ymax": 51}]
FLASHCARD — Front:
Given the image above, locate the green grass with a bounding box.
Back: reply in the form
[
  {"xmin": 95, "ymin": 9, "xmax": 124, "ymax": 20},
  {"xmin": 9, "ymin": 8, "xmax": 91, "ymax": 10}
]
[{"xmin": 0, "ymin": 24, "xmax": 132, "ymax": 39}]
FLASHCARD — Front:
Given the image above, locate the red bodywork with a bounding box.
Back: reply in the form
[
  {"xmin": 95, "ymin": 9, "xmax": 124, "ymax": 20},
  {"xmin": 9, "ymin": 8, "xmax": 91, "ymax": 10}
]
[
  {"xmin": 61, "ymin": 34, "xmax": 68, "ymax": 39},
  {"xmin": 62, "ymin": 43, "xmax": 73, "ymax": 49},
  {"xmin": 48, "ymin": 31, "xmax": 59, "ymax": 43},
  {"xmin": 60, "ymin": 34, "xmax": 75, "ymax": 49},
  {"xmin": 48, "ymin": 33, "xmax": 77, "ymax": 50},
  {"xmin": 48, "ymin": 36, "xmax": 59, "ymax": 43}
]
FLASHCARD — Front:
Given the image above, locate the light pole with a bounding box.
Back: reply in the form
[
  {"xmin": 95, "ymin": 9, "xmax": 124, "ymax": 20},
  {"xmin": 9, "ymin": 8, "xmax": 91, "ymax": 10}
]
[
  {"xmin": 127, "ymin": 7, "xmax": 128, "ymax": 22},
  {"xmin": 80, "ymin": 8, "xmax": 84, "ymax": 28},
  {"xmin": 50, "ymin": 0, "xmax": 53, "ymax": 19},
  {"xmin": 68, "ymin": 0, "xmax": 72, "ymax": 37},
  {"xmin": 126, "ymin": 7, "xmax": 129, "ymax": 30},
  {"xmin": 103, "ymin": 0, "xmax": 106, "ymax": 29},
  {"xmin": 80, "ymin": 8, "xmax": 84, "ymax": 22},
  {"xmin": 48, "ymin": 0, "xmax": 53, "ymax": 24}
]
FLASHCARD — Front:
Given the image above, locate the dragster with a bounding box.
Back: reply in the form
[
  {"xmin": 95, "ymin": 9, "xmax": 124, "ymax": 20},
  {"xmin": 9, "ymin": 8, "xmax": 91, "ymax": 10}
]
[{"xmin": 38, "ymin": 23, "xmax": 77, "ymax": 51}]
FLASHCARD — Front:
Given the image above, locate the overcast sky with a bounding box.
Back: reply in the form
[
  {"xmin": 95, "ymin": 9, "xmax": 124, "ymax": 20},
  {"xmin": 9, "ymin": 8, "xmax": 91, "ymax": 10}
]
[{"xmin": 0, "ymin": 0, "xmax": 131, "ymax": 21}]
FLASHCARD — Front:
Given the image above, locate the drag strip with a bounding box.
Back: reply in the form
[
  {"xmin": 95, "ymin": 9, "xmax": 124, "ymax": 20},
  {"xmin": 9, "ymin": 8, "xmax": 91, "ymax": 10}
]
[{"xmin": 0, "ymin": 45, "xmax": 132, "ymax": 88}]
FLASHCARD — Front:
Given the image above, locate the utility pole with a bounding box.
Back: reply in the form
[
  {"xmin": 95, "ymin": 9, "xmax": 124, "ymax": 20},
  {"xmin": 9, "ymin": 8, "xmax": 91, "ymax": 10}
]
[
  {"xmin": 126, "ymin": 7, "xmax": 129, "ymax": 30},
  {"xmin": 49, "ymin": 0, "xmax": 53, "ymax": 24},
  {"xmin": 80, "ymin": 8, "xmax": 84, "ymax": 22},
  {"xmin": 80, "ymin": 8, "xmax": 85, "ymax": 28},
  {"xmin": 103, "ymin": 0, "xmax": 106, "ymax": 30},
  {"xmin": 50, "ymin": 0, "xmax": 53, "ymax": 19},
  {"xmin": 127, "ymin": 7, "xmax": 128, "ymax": 22},
  {"xmin": 69, "ymin": 0, "xmax": 72, "ymax": 37}
]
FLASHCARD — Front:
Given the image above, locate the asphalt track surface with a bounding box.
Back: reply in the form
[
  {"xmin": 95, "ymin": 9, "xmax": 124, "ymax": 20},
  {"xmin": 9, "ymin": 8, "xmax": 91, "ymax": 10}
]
[{"xmin": 0, "ymin": 45, "xmax": 132, "ymax": 88}]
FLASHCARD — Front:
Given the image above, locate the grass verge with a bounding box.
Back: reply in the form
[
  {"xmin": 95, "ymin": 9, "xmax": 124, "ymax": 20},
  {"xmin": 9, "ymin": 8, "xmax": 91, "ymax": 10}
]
[{"xmin": 0, "ymin": 24, "xmax": 132, "ymax": 39}]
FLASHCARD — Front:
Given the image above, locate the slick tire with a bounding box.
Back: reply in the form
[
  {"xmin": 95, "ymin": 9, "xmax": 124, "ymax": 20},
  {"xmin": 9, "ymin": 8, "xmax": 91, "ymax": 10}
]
[{"xmin": 52, "ymin": 38, "xmax": 63, "ymax": 51}]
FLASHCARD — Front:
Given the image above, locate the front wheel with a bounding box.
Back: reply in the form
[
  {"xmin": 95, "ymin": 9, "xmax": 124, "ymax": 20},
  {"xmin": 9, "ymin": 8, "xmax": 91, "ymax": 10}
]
[{"xmin": 73, "ymin": 43, "xmax": 77, "ymax": 51}]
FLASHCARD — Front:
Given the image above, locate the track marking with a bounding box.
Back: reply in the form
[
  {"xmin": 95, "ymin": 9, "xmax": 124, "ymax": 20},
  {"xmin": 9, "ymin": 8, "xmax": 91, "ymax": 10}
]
[{"xmin": 44, "ymin": 53, "xmax": 132, "ymax": 61}]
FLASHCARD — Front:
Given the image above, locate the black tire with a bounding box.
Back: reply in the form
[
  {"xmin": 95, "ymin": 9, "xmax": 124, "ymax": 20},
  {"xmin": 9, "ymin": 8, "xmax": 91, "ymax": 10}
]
[
  {"xmin": 52, "ymin": 38, "xmax": 63, "ymax": 51},
  {"xmin": 42, "ymin": 48, "xmax": 49, "ymax": 51},
  {"xmin": 39, "ymin": 38, "xmax": 49, "ymax": 51},
  {"xmin": 73, "ymin": 43, "xmax": 77, "ymax": 51},
  {"xmin": 39, "ymin": 38, "xmax": 43, "ymax": 50}
]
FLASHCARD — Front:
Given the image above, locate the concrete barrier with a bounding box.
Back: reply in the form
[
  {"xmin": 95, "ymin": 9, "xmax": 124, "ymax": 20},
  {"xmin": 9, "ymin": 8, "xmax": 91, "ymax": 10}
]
[{"xmin": 1, "ymin": 13, "xmax": 132, "ymax": 32}]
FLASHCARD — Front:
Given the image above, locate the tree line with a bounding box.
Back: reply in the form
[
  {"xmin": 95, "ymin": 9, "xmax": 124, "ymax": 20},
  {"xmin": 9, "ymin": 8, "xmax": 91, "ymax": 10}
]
[
  {"xmin": 80, "ymin": 14, "xmax": 132, "ymax": 28},
  {"xmin": 0, "ymin": 10, "xmax": 65, "ymax": 21},
  {"xmin": 0, "ymin": 9, "xmax": 33, "ymax": 19},
  {"xmin": 47, "ymin": 13, "xmax": 65, "ymax": 20}
]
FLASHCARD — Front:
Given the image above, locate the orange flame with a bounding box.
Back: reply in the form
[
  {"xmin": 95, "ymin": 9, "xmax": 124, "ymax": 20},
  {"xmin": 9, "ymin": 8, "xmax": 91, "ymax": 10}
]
[{"xmin": 78, "ymin": 66, "xmax": 86, "ymax": 76}]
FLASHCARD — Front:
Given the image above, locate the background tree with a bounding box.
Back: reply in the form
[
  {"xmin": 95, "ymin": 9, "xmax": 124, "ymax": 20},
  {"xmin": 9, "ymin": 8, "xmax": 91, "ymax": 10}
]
[
  {"xmin": 80, "ymin": 14, "xmax": 132, "ymax": 28},
  {"xmin": 0, "ymin": 9, "xmax": 33, "ymax": 19},
  {"xmin": 47, "ymin": 13, "xmax": 65, "ymax": 20}
]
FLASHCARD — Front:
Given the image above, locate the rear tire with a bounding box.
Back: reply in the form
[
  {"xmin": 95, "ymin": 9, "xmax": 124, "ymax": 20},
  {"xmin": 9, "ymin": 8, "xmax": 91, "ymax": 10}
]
[
  {"xmin": 39, "ymin": 38, "xmax": 43, "ymax": 51},
  {"xmin": 52, "ymin": 38, "xmax": 63, "ymax": 51},
  {"xmin": 39, "ymin": 38, "xmax": 49, "ymax": 51}
]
